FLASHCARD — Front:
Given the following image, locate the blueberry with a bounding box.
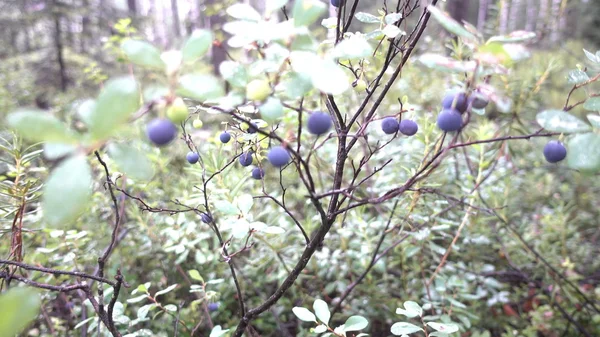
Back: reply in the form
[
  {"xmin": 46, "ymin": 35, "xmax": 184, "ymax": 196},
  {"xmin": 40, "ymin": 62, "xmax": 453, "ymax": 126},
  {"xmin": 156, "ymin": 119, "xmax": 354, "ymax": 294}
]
[
  {"xmin": 220, "ymin": 132, "xmax": 231, "ymax": 143},
  {"xmin": 239, "ymin": 152, "xmax": 253, "ymax": 167},
  {"xmin": 469, "ymin": 92, "xmax": 489, "ymax": 109},
  {"xmin": 267, "ymin": 146, "xmax": 291, "ymax": 167},
  {"xmin": 436, "ymin": 109, "xmax": 463, "ymax": 132},
  {"xmin": 146, "ymin": 118, "xmax": 178, "ymax": 146},
  {"xmin": 201, "ymin": 213, "xmax": 212, "ymax": 224},
  {"xmin": 331, "ymin": 0, "xmax": 341, "ymax": 7},
  {"xmin": 186, "ymin": 152, "xmax": 199, "ymax": 164},
  {"xmin": 442, "ymin": 92, "xmax": 468, "ymax": 113},
  {"xmin": 307, "ymin": 112, "xmax": 332, "ymax": 135},
  {"xmin": 251, "ymin": 167, "xmax": 265, "ymax": 180},
  {"xmin": 247, "ymin": 122, "xmax": 259, "ymax": 134},
  {"xmin": 399, "ymin": 119, "xmax": 418, "ymax": 136},
  {"xmin": 208, "ymin": 302, "xmax": 219, "ymax": 312},
  {"xmin": 543, "ymin": 140, "xmax": 567, "ymax": 163},
  {"xmin": 381, "ymin": 117, "xmax": 399, "ymax": 134}
]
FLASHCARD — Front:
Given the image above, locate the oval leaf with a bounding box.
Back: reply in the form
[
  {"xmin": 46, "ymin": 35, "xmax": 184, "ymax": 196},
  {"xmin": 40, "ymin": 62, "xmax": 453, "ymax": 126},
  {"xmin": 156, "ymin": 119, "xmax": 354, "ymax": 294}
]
[
  {"xmin": 0, "ymin": 288, "xmax": 41, "ymax": 337},
  {"xmin": 391, "ymin": 322, "xmax": 423, "ymax": 335},
  {"xmin": 313, "ymin": 299, "xmax": 330, "ymax": 325},
  {"xmin": 427, "ymin": 5, "xmax": 476, "ymax": 41},
  {"xmin": 121, "ymin": 39, "xmax": 165, "ymax": 69},
  {"xmin": 583, "ymin": 97, "xmax": 600, "ymax": 112},
  {"xmin": 344, "ymin": 315, "xmax": 368, "ymax": 331},
  {"xmin": 90, "ymin": 77, "xmax": 141, "ymax": 139},
  {"xmin": 182, "ymin": 30, "xmax": 213, "ymax": 63},
  {"xmin": 155, "ymin": 284, "xmax": 178, "ymax": 298},
  {"xmin": 536, "ymin": 109, "xmax": 591, "ymax": 133},
  {"xmin": 227, "ymin": 3, "xmax": 261, "ymax": 21},
  {"xmin": 293, "ymin": 0, "xmax": 327, "ymax": 27},
  {"xmin": 292, "ymin": 307, "xmax": 316, "ymax": 322},
  {"xmin": 43, "ymin": 155, "xmax": 92, "ymax": 227},
  {"xmin": 427, "ymin": 322, "xmax": 459, "ymax": 333},
  {"xmin": 107, "ymin": 143, "xmax": 154, "ymax": 181},
  {"xmin": 587, "ymin": 114, "xmax": 600, "ymax": 128},
  {"xmin": 567, "ymin": 133, "xmax": 600, "ymax": 173},
  {"xmin": 7, "ymin": 109, "xmax": 75, "ymax": 143},
  {"xmin": 177, "ymin": 74, "xmax": 225, "ymax": 101}
]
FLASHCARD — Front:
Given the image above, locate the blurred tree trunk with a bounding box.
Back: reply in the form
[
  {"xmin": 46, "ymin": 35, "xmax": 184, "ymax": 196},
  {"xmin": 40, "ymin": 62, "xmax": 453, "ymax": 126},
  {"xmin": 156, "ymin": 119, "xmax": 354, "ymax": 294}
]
[
  {"xmin": 538, "ymin": 0, "xmax": 549, "ymax": 40},
  {"xmin": 81, "ymin": 0, "xmax": 89, "ymax": 53},
  {"xmin": 171, "ymin": 0, "xmax": 181, "ymax": 38},
  {"xmin": 22, "ymin": 0, "xmax": 32, "ymax": 52},
  {"xmin": 206, "ymin": 0, "xmax": 226, "ymax": 75},
  {"xmin": 498, "ymin": 0, "xmax": 509, "ymax": 34},
  {"xmin": 477, "ymin": 0, "xmax": 488, "ymax": 32},
  {"xmin": 127, "ymin": 0, "xmax": 137, "ymax": 14},
  {"xmin": 51, "ymin": 0, "xmax": 68, "ymax": 91},
  {"xmin": 550, "ymin": 0, "xmax": 561, "ymax": 42},
  {"xmin": 525, "ymin": 0, "xmax": 536, "ymax": 31},
  {"xmin": 447, "ymin": 0, "xmax": 468, "ymax": 25},
  {"xmin": 508, "ymin": 0, "xmax": 521, "ymax": 32}
]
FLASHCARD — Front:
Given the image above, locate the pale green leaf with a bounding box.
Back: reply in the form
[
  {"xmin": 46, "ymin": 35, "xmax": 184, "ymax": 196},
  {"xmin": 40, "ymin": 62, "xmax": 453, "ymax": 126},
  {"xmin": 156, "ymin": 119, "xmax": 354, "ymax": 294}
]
[
  {"xmin": 188, "ymin": 270, "xmax": 204, "ymax": 282},
  {"xmin": 266, "ymin": 0, "xmax": 288, "ymax": 13},
  {"xmin": 259, "ymin": 97, "xmax": 284, "ymax": 123},
  {"xmin": 382, "ymin": 24, "xmax": 403, "ymax": 38},
  {"xmin": 355, "ymin": 12, "xmax": 380, "ymax": 23},
  {"xmin": 7, "ymin": 110, "xmax": 75, "ymax": 143},
  {"xmin": 209, "ymin": 325, "xmax": 230, "ymax": 337},
  {"xmin": 427, "ymin": 5, "xmax": 476, "ymax": 41},
  {"xmin": 227, "ymin": 3, "xmax": 261, "ymax": 21},
  {"xmin": 385, "ymin": 12, "xmax": 403, "ymax": 24},
  {"xmin": 293, "ymin": 0, "xmax": 327, "ymax": 27},
  {"xmin": 390, "ymin": 322, "xmax": 423, "ymax": 335},
  {"xmin": 219, "ymin": 61, "xmax": 248, "ymax": 88},
  {"xmin": 344, "ymin": 316, "xmax": 368, "ymax": 331},
  {"xmin": 43, "ymin": 155, "xmax": 92, "ymax": 227},
  {"xmin": 177, "ymin": 74, "xmax": 225, "ymax": 101},
  {"xmin": 583, "ymin": 97, "xmax": 600, "ymax": 111},
  {"xmin": 567, "ymin": 133, "xmax": 600, "ymax": 173},
  {"xmin": 314, "ymin": 325, "xmax": 328, "ymax": 333},
  {"xmin": 331, "ymin": 35, "xmax": 374, "ymax": 60},
  {"xmin": 155, "ymin": 284, "xmax": 178, "ymax": 298},
  {"xmin": 567, "ymin": 70, "xmax": 589, "ymax": 85},
  {"xmin": 583, "ymin": 49, "xmax": 600, "ymax": 63},
  {"xmin": 43, "ymin": 143, "xmax": 76, "ymax": 160},
  {"xmin": 427, "ymin": 322, "xmax": 459, "ymax": 333},
  {"xmin": 292, "ymin": 307, "xmax": 316, "ymax": 322},
  {"xmin": 587, "ymin": 114, "xmax": 600, "ymax": 128},
  {"xmin": 121, "ymin": 39, "xmax": 165, "ymax": 69},
  {"xmin": 313, "ymin": 299, "xmax": 330, "ymax": 325},
  {"xmin": 90, "ymin": 77, "xmax": 141, "ymax": 139},
  {"xmin": 0, "ymin": 288, "xmax": 41, "ymax": 337},
  {"xmin": 536, "ymin": 109, "xmax": 591, "ymax": 133},
  {"xmin": 127, "ymin": 295, "xmax": 148, "ymax": 304},
  {"xmin": 107, "ymin": 143, "xmax": 154, "ymax": 181},
  {"xmin": 164, "ymin": 304, "xmax": 178, "ymax": 312},
  {"xmin": 182, "ymin": 30, "xmax": 213, "ymax": 63}
]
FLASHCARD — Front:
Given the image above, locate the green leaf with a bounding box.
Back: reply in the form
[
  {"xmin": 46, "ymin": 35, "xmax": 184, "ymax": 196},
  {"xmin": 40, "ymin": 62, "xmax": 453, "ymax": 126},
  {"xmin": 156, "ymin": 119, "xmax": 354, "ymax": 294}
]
[
  {"xmin": 121, "ymin": 39, "xmax": 165, "ymax": 69},
  {"xmin": 567, "ymin": 70, "xmax": 589, "ymax": 85},
  {"xmin": 292, "ymin": 0, "xmax": 327, "ymax": 27},
  {"xmin": 282, "ymin": 72, "xmax": 313, "ymax": 98},
  {"xmin": 182, "ymin": 30, "xmax": 213, "ymax": 63},
  {"xmin": 314, "ymin": 325, "xmax": 328, "ymax": 333},
  {"xmin": 313, "ymin": 299, "xmax": 330, "ymax": 325},
  {"xmin": 219, "ymin": 61, "xmax": 248, "ymax": 88},
  {"xmin": 7, "ymin": 109, "xmax": 75, "ymax": 143},
  {"xmin": 583, "ymin": 97, "xmax": 600, "ymax": 111},
  {"xmin": 177, "ymin": 74, "xmax": 225, "ymax": 101},
  {"xmin": 266, "ymin": 0, "xmax": 288, "ymax": 13},
  {"xmin": 331, "ymin": 35, "xmax": 374, "ymax": 60},
  {"xmin": 536, "ymin": 110, "xmax": 591, "ymax": 133},
  {"xmin": 385, "ymin": 12, "xmax": 403, "ymax": 24},
  {"xmin": 42, "ymin": 155, "xmax": 92, "ymax": 227},
  {"xmin": 209, "ymin": 325, "xmax": 230, "ymax": 337},
  {"xmin": 259, "ymin": 97, "xmax": 284, "ymax": 123},
  {"xmin": 344, "ymin": 316, "xmax": 368, "ymax": 331},
  {"xmin": 396, "ymin": 301, "xmax": 423, "ymax": 318},
  {"xmin": 164, "ymin": 304, "xmax": 178, "ymax": 312},
  {"xmin": 76, "ymin": 99, "xmax": 96, "ymax": 126},
  {"xmin": 427, "ymin": 322, "xmax": 459, "ymax": 333},
  {"xmin": 487, "ymin": 31, "xmax": 536, "ymax": 43},
  {"xmin": 137, "ymin": 304, "xmax": 156, "ymax": 319},
  {"xmin": 188, "ymin": 270, "xmax": 204, "ymax": 282},
  {"xmin": 227, "ymin": 3, "xmax": 261, "ymax": 21},
  {"xmin": 127, "ymin": 295, "xmax": 148, "ymax": 304},
  {"xmin": 567, "ymin": 133, "xmax": 600, "ymax": 173},
  {"xmin": 355, "ymin": 12, "xmax": 380, "ymax": 24},
  {"xmin": 107, "ymin": 143, "xmax": 154, "ymax": 181},
  {"xmin": 583, "ymin": 49, "xmax": 600, "ymax": 63},
  {"xmin": 382, "ymin": 24, "xmax": 405, "ymax": 38},
  {"xmin": 587, "ymin": 114, "xmax": 600, "ymax": 128},
  {"xmin": 43, "ymin": 143, "xmax": 76, "ymax": 160},
  {"xmin": 292, "ymin": 307, "xmax": 316, "ymax": 322},
  {"xmin": 427, "ymin": 6, "xmax": 476, "ymax": 41},
  {"xmin": 155, "ymin": 284, "xmax": 178, "ymax": 298},
  {"xmin": 0, "ymin": 287, "xmax": 41, "ymax": 337},
  {"xmin": 390, "ymin": 322, "xmax": 423, "ymax": 335},
  {"xmin": 90, "ymin": 77, "xmax": 141, "ymax": 139}
]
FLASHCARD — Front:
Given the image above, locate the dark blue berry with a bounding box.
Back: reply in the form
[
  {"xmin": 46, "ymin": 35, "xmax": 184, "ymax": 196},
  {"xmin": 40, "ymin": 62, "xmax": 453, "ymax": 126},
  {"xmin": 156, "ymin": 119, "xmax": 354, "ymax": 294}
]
[
  {"xmin": 208, "ymin": 302, "xmax": 219, "ymax": 312},
  {"xmin": 219, "ymin": 132, "xmax": 231, "ymax": 143},
  {"xmin": 543, "ymin": 140, "xmax": 567, "ymax": 163},
  {"xmin": 469, "ymin": 93, "xmax": 489, "ymax": 109},
  {"xmin": 437, "ymin": 109, "xmax": 463, "ymax": 132},
  {"xmin": 442, "ymin": 92, "xmax": 468, "ymax": 113},
  {"xmin": 307, "ymin": 112, "xmax": 332, "ymax": 135},
  {"xmin": 186, "ymin": 152, "xmax": 199, "ymax": 164},
  {"xmin": 247, "ymin": 122, "xmax": 259, "ymax": 134},
  {"xmin": 381, "ymin": 117, "xmax": 399, "ymax": 134},
  {"xmin": 399, "ymin": 119, "xmax": 418, "ymax": 136},
  {"xmin": 331, "ymin": 0, "xmax": 341, "ymax": 7},
  {"xmin": 251, "ymin": 167, "xmax": 264, "ymax": 180},
  {"xmin": 146, "ymin": 118, "xmax": 177, "ymax": 146},
  {"xmin": 267, "ymin": 146, "xmax": 291, "ymax": 167},
  {"xmin": 239, "ymin": 152, "xmax": 253, "ymax": 167},
  {"xmin": 201, "ymin": 213, "xmax": 212, "ymax": 224}
]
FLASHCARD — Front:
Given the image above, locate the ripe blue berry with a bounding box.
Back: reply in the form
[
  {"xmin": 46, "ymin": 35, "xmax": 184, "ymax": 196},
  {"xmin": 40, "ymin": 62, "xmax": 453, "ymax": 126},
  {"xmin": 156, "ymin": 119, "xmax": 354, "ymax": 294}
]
[
  {"xmin": 307, "ymin": 112, "xmax": 332, "ymax": 135},
  {"xmin": 201, "ymin": 213, "xmax": 212, "ymax": 224},
  {"xmin": 208, "ymin": 302, "xmax": 219, "ymax": 312},
  {"xmin": 437, "ymin": 109, "xmax": 463, "ymax": 132},
  {"xmin": 251, "ymin": 167, "xmax": 265, "ymax": 180},
  {"xmin": 381, "ymin": 117, "xmax": 399, "ymax": 134},
  {"xmin": 186, "ymin": 152, "xmax": 199, "ymax": 164},
  {"xmin": 399, "ymin": 119, "xmax": 418, "ymax": 136},
  {"xmin": 247, "ymin": 122, "xmax": 259, "ymax": 134},
  {"xmin": 146, "ymin": 118, "xmax": 177, "ymax": 146},
  {"xmin": 268, "ymin": 146, "xmax": 291, "ymax": 167},
  {"xmin": 331, "ymin": 0, "xmax": 341, "ymax": 7},
  {"xmin": 442, "ymin": 92, "xmax": 468, "ymax": 113},
  {"xmin": 239, "ymin": 152, "xmax": 253, "ymax": 167},
  {"xmin": 220, "ymin": 132, "xmax": 231, "ymax": 143},
  {"xmin": 543, "ymin": 140, "xmax": 567, "ymax": 163}
]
